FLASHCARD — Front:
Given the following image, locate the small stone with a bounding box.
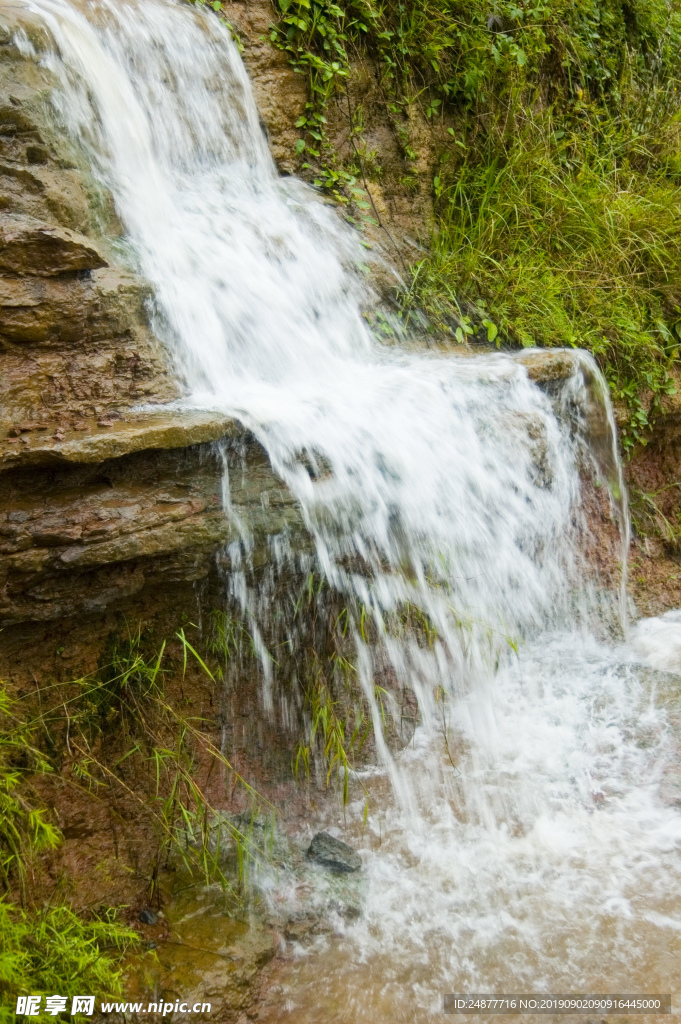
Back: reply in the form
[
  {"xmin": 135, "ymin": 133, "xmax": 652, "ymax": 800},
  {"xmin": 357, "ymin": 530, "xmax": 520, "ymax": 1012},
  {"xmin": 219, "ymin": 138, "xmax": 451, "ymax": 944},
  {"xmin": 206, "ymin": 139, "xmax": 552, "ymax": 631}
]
[
  {"xmin": 306, "ymin": 832, "xmax": 361, "ymax": 873},
  {"xmin": 7, "ymin": 427, "xmax": 20, "ymax": 438},
  {"xmin": 138, "ymin": 908, "xmax": 158, "ymax": 925}
]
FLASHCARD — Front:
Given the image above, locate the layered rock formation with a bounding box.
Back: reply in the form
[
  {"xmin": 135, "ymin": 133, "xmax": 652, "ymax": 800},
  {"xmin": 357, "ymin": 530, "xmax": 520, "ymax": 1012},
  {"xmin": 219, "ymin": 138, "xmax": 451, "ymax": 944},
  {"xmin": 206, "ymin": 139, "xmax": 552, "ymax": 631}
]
[{"xmin": 0, "ymin": 10, "xmax": 304, "ymax": 679}]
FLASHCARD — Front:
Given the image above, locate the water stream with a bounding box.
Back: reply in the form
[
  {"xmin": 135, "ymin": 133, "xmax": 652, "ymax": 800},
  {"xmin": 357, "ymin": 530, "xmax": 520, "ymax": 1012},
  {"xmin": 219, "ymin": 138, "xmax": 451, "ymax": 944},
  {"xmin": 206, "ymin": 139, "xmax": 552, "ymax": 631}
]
[{"xmin": 15, "ymin": 0, "xmax": 681, "ymax": 1017}]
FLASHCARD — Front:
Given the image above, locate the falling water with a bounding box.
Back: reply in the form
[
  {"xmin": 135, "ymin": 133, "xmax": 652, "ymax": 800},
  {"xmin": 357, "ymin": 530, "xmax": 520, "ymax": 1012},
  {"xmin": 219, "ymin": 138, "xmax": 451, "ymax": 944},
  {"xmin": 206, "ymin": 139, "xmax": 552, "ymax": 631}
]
[{"xmin": 14, "ymin": 0, "xmax": 681, "ymax": 1017}]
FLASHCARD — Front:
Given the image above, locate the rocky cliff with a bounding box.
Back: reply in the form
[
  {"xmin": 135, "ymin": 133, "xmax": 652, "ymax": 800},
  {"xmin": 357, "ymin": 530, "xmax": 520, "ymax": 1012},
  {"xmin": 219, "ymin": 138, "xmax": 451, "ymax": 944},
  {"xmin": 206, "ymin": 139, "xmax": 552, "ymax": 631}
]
[{"xmin": 0, "ymin": 8, "xmax": 306, "ymax": 681}]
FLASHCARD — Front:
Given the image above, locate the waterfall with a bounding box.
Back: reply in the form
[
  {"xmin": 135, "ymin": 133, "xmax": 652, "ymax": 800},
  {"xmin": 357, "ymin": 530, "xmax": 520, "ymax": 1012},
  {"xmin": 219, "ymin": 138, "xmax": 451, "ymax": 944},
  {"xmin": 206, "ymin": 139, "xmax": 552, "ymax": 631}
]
[{"xmin": 17, "ymin": 0, "xmax": 681, "ymax": 1015}]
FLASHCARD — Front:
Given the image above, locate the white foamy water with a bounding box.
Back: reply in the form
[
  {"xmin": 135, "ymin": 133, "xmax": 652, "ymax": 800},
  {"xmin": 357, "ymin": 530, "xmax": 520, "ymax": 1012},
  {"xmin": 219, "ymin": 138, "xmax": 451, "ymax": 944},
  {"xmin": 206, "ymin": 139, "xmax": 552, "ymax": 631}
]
[{"xmin": 13, "ymin": 0, "xmax": 681, "ymax": 1015}]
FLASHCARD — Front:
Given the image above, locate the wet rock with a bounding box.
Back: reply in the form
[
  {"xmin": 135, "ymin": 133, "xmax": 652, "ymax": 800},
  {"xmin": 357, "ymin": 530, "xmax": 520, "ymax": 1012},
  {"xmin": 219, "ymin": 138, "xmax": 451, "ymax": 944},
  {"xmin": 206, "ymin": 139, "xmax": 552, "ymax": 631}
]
[
  {"xmin": 513, "ymin": 348, "xmax": 578, "ymax": 382},
  {"xmin": 0, "ymin": 214, "xmax": 108, "ymax": 275},
  {"xmin": 329, "ymin": 899, "xmax": 361, "ymax": 920},
  {"xmin": 0, "ymin": 267, "xmax": 152, "ymax": 346},
  {"xmin": 0, "ymin": 6, "xmax": 286, "ymax": 657},
  {"xmin": 283, "ymin": 917, "xmax": 315, "ymax": 942},
  {"xmin": 0, "ymin": 423, "xmax": 306, "ymax": 626},
  {"xmin": 0, "ymin": 409, "xmax": 237, "ymax": 473},
  {"xmin": 138, "ymin": 908, "xmax": 159, "ymax": 925},
  {"xmin": 306, "ymin": 832, "xmax": 361, "ymax": 873}
]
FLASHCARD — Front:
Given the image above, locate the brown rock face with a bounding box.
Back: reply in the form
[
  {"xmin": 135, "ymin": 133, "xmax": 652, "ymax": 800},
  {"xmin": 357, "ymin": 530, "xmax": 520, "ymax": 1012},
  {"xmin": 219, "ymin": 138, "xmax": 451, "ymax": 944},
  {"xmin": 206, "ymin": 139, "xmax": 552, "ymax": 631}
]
[
  {"xmin": 0, "ymin": 214, "xmax": 108, "ymax": 275},
  {"xmin": 0, "ymin": 8, "xmax": 302, "ymax": 664},
  {"xmin": 222, "ymin": 0, "xmax": 438, "ymax": 266},
  {"xmin": 0, "ymin": 438, "xmax": 233, "ymax": 625},
  {"xmin": 0, "ymin": 268, "xmax": 146, "ymax": 345},
  {"xmin": 0, "ymin": 7, "xmax": 180, "ymax": 428}
]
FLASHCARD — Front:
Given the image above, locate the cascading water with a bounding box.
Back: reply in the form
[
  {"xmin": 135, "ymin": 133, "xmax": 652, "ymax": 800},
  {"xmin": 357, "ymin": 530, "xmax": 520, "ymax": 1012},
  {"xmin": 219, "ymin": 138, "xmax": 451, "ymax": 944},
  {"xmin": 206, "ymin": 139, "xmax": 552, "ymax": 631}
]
[{"xmin": 14, "ymin": 0, "xmax": 681, "ymax": 1017}]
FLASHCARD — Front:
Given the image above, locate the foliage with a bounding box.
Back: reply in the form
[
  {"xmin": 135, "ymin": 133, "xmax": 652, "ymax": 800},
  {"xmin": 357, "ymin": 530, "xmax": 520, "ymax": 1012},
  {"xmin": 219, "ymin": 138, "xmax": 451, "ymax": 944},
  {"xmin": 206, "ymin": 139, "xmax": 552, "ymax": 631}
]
[
  {"xmin": 0, "ymin": 690, "xmax": 60, "ymax": 900},
  {"xmin": 292, "ymin": 644, "xmax": 374, "ymax": 807},
  {"xmin": 32, "ymin": 627, "xmax": 272, "ymax": 902},
  {"xmin": 207, "ymin": 575, "xmax": 395, "ymax": 807},
  {"xmin": 0, "ymin": 901, "xmax": 136, "ymax": 1022},
  {"xmin": 0, "ymin": 687, "xmax": 137, "ymax": 1016},
  {"xmin": 274, "ymin": 0, "xmax": 681, "ymax": 107},
  {"xmin": 408, "ymin": 111, "xmax": 681, "ymax": 449},
  {"xmin": 270, "ymin": 0, "xmax": 681, "ymax": 445},
  {"xmin": 629, "ymin": 480, "xmax": 681, "ymax": 546}
]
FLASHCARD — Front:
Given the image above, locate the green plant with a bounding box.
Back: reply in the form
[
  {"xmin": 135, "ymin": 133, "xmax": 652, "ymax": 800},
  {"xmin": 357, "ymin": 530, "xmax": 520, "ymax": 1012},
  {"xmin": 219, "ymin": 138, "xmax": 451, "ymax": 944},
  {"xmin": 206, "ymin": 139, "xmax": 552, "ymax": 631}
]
[
  {"xmin": 0, "ymin": 901, "xmax": 137, "ymax": 1023},
  {"xmin": 0, "ymin": 687, "xmax": 138, "ymax": 1016},
  {"xmin": 293, "ymin": 651, "xmax": 373, "ymax": 805},
  {"xmin": 269, "ymin": 0, "xmax": 681, "ymax": 445},
  {"xmin": 630, "ymin": 481, "xmax": 681, "ymax": 547},
  {"xmin": 205, "ymin": 609, "xmax": 256, "ymax": 674},
  {"xmin": 0, "ymin": 689, "xmax": 60, "ymax": 900},
  {"xmin": 22, "ymin": 627, "xmax": 273, "ymax": 903},
  {"xmin": 407, "ymin": 109, "xmax": 681, "ymax": 447}
]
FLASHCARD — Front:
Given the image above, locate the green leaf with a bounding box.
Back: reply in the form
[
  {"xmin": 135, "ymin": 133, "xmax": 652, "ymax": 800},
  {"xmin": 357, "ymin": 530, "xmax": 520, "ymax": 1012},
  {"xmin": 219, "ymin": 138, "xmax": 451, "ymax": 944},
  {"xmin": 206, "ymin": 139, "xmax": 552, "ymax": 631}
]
[{"xmin": 482, "ymin": 318, "xmax": 498, "ymax": 343}]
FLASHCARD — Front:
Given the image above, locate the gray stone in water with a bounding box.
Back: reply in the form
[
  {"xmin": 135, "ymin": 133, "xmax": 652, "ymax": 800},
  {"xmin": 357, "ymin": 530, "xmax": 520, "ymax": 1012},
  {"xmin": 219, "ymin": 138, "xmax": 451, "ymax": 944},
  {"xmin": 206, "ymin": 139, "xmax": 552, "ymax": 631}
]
[{"xmin": 306, "ymin": 831, "xmax": 361, "ymax": 873}]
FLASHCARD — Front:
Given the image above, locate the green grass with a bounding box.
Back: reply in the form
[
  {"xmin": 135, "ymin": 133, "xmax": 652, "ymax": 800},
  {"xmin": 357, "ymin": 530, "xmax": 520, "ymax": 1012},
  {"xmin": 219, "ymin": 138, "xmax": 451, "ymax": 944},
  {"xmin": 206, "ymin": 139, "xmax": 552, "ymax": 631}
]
[
  {"xmin": 0, "ymin": 620, "xmax": 282, "ymax": 1016},
  {"xmin": 0, "ymin": 902, "xmax": 136, "ymax": 1024},
  {"xmin": 629, "ymin": 480, "xmax": 681, "ymax": 547},
  {"xmin": 0, "ymin": 687, "xmax": 138, "ymax": 1017},
  {"xmin": 0, "ymin": 689, "xmax": 60, "ymax": 900},
  {"xmin": 407, "ymin": 109, "xmax": 681, "ymax": 448},
  {"xmin": 37, "ymin": 626, "xmax": 272, "ymax": 901}
]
